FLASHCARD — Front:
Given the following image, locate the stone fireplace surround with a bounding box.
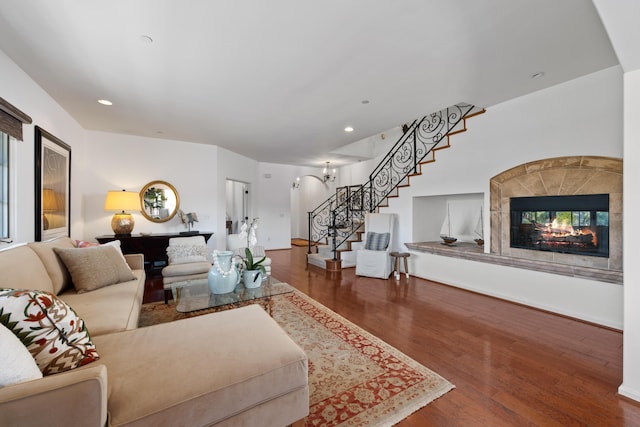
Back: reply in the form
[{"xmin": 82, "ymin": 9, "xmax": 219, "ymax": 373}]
[
  {"xmin": 406, "ymin": 156, "xmax": 622, "ymax": 284},
  {"xmin": 490, "ymin": 156, "xmax": 622, "ymax": 271}
]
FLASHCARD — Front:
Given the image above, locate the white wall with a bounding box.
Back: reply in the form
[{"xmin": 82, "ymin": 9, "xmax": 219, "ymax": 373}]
[
  {"xmin": 255, "ymin": 162, "xmax": 294, "ymax": 249},
  {"xmin": 413, "ymin": 193, "xmax": 483, "ymax": 242},
  {"xmin": 336, "ymin": 66, "xmax": 624, "ymax": 328},
  {"xmin": 0, "ymin": 39, "xmax": 288, "ymax": 253},
  {"xmin": 0, "ymin": 49, "xmax": 86, "ymax": 245},
  {"xmin": 82, "ymin": 138, "xmax": 265, "ymax": 253},
  {"xmin": 386, "ymin": 66, "xmax": 622, "ymax": 254},
  {"xmin": 253, "ymin": 162, "xmax": 338, "ymax": 246},
  {"xmin": 82, "ymin": 135, "xmax": 296, "ymax": 252},
  {"xmin": 620, "ymin": 68, "xmax": 640, "ymax": 400},
  {"xmin": 80, "ymin": 131, "xmax": 219, "ymax": 247},
  {"xmin": 290, "ymin": 165, "xmax": 340, "ymax": 239},
  {"xmin": 215, "ymin": 147, "xmax": 259, "ymax": 250},
  {"xmin": 253, "ymin": 160, "xmax": 362, "ymax": 248},
  {"xmin": 593, "ymin": 0, "xmax": 640, "ymax": 401},
  {"xmin": 408, "ymin": 252, "xmax": 623, "ymax": 326}
]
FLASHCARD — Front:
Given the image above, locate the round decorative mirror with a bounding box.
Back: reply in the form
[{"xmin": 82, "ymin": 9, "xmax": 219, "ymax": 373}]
[{"xmin": 139, "ymin": 180, "xmax": 180, "ymax": 223}]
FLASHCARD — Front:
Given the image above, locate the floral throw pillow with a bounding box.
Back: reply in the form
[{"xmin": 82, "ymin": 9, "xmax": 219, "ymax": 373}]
[{"xmin": 0, "ymin": 288, "xmax": 99, "ymax": 375}]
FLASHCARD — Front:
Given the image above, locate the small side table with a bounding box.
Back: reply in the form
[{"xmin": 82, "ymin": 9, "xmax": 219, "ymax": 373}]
[{"xmin": 390, "ymin": 252, "xmax": 410, "ymax": 280}]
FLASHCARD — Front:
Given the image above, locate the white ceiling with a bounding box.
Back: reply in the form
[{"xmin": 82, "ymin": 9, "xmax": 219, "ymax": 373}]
[{"xmin": 0, "ymin": 0, "xmax": 618, "ymax": 167}]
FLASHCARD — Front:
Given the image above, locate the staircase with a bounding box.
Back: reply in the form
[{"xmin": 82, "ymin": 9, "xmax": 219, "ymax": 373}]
[{"xmin": 306, "ymin": 102, "xmax": 485, "ymax": 271}]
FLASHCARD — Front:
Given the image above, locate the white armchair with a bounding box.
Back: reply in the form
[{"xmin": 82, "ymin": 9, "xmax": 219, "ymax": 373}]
[
  {"xmin": 226, "ymin": 234, "xmax": 272, "ymax": 276},
  {"xmin": 161, "ymin": 236, "xmax": 211, "ymax": 303},
  {"xmin": 355, "ymin": 213, "xmax": 395, "ymax": 279}
]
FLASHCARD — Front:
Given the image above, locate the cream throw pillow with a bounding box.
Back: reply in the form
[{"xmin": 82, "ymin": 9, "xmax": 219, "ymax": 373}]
[
  {"xmin": 53, "ymin": 245, "xmax": 136, "ymax": 293},
  {"xmin": 167, "ymin": 236, "xmax": 208, "ymax": 264},
  {"xmin": 166, "ymin": 244, "xmax": 208, "ymax": 264},
  {"xmin": 0, "ymin": 322, "xmax": 43, "ymax": 386}
]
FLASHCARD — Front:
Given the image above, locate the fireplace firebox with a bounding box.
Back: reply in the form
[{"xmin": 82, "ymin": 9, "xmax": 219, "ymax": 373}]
[{"xmin": 510, "ymin": 194, "xmax": 609, "ymax": 258}]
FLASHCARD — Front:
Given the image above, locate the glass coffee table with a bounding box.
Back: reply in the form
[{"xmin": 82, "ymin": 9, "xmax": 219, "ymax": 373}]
[{"xmin": 170, "ymin": 276, "xmax": 294, "ymax": 316}]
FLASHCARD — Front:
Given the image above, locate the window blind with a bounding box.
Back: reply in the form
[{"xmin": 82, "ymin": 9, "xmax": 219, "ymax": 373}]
[{"xmin": 0, "ymin": 97, "xmax": 32, "ymax": 141}]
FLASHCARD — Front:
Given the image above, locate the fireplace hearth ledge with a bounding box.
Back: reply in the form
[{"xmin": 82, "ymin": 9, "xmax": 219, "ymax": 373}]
[{"xmin": 405, "ymin": 241, "xmax": 622, "ymax": 285}]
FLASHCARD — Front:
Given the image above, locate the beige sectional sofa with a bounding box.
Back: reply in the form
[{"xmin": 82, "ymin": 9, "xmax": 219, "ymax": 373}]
[{"xmin": 0, "ymin": 237, "xmax": 309, "ymax": 426}]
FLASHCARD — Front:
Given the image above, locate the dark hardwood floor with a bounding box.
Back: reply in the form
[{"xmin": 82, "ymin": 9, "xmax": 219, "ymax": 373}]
[
  {"xmin": 143, "ymin": 273, "xmax": 165, "ymax": 304},
  {"xmin": 143, "ymin": 246, "xmax": 640, "ymax": 426}
]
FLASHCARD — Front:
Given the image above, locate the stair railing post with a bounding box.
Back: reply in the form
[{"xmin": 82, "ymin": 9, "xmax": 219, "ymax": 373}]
[
  {"xmin": 387, "ymin": 157, "xmax": 392, "ymax": 199},
  {"xmin": 307, "ymin": 211, "xmax": 312, "ymax": 254},
  {"xmin": 413, "ymin": 126, "xmax": 418, "ymax": 175},
  {"xmin": 368, "ymin": 175, "xmax": 374, "ymax": 213},
  {"xmin": 331, "ymin": 210, "xmax": 338, "ymax": 260}
]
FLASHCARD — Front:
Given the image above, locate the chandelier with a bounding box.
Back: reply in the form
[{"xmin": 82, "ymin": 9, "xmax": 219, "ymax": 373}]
[
  {"xmin": 323, "ymin": 162, "xmax": 336, "ymax": 183},
  {"xmin": 291, "ymin": 163, "xmax": 336, "ymax": 190}
]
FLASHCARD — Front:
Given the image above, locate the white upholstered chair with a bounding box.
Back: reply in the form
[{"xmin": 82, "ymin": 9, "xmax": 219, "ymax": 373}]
[
  {"xmin": 161, "ymin": 236, "xmax": 211, "ymax": 303},
  {"xmin": 355, "ymin": 213, "xmax": 395, "ymax": 279},
  {"xmin": 226, "ymin": 233, "xmax": 272, "ymax": 276}
]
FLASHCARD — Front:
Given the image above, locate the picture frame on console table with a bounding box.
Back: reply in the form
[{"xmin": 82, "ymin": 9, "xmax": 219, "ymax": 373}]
[{"xmin": 35, "ymin": 126, "xmax": 71, "ymax": 242}]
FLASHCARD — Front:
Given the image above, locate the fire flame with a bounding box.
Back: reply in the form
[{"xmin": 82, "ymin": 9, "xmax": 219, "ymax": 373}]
[
  {"xmin": 540, "ymin": 219, "xmax": 597, "ymax": 246},
  {"xmin": 549, "ymin": 218, "xmax": 574, "ymax": 235}
]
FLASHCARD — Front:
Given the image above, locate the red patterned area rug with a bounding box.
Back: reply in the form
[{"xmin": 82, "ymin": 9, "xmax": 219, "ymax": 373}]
[{"xmin": 139, "ymin": 288, "xmax": 454, "ymax": 426}]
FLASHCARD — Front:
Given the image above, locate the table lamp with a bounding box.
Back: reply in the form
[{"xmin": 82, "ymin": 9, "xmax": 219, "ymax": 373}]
[{"xmin": 104, "ymin": 189, "xmax": 140, "ymax": 236}]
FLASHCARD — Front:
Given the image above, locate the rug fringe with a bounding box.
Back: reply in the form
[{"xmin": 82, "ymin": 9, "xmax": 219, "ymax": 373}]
[{"xmin": 379, "ymin": 383, "xmax": 455, "ymax": 426}]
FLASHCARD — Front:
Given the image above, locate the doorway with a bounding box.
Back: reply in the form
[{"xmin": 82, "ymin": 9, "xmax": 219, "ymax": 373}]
[
  {"xmin": 225, "ymin": 179, "xmax": 249, "ymax": 235},
  {"xmin": 290, "ymin": 175, "xmax": 331, "ymax": 240}
]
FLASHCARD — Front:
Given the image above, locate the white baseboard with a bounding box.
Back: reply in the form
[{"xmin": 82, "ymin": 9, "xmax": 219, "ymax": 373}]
[{"xmin": 618, "ymin": 384, "xmax": 640, "ymax": 402}]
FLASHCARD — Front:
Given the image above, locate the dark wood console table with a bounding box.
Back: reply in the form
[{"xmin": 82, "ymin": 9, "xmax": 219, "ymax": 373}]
[{"xmin": 96, "ymin": 232, "xmax": 213, "ymax": 274}]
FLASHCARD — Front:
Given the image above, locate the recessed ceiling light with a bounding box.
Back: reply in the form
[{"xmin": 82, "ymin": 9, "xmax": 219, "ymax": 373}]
[
  {"xmin": 344, "ymin": 126, "xmax": 354, "ymax": 133},
  {"xmin": 140, "ymin": 35, "xmax": 153, "ymax": 44},
  {"xmin": 97, "ymin": 99, "xmax": 113, "ymax": 106},
  {"xmin": 530, "ymin": 71, "xmax": 545, "ymax": 79}
]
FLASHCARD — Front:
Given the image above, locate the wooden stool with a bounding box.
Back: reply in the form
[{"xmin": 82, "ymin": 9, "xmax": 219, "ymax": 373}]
[{"xmin": 390, "ymin": 252, "xmax": 410, "ymax": 280}]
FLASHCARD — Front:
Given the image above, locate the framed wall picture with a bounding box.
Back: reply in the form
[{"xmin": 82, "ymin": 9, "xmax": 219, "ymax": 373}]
[
  {"xmin": 336, "ymin": 186, "xmax": 348, "ymax": 206},
  {"xmin": 35, "ymin": 126, "xmax": 71, "ymax": 241},
  {"xmin": 349, "ymin": 185, "xmax": 363, "ymax": 211}
]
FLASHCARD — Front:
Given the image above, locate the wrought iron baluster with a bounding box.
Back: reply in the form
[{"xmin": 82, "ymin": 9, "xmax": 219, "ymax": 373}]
[
  {"xmin": 413, "ymin": 127, "xmax": 418, "ymax": 175},
  {"xmin": 307, "ymin": 103, "xmax": 478, "ymax": 260},
  {"xmin": 307, "ymin": 212, "xmax": 312, "ymax": 254}
]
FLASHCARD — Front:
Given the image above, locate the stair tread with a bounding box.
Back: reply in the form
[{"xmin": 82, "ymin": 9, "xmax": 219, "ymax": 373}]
[
  {"xmin": 307, "ymin": 103, "xmax": 484, "ymax": 272},
  {"xmin": 307, "ymin": 252, "xmax": 356, "ymax": 269}
]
